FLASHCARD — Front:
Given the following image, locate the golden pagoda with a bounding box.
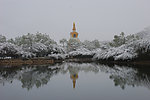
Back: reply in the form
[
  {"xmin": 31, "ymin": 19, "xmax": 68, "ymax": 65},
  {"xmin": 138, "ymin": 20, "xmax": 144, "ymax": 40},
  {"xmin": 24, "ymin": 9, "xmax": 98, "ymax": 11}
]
[
  {"xmin": 67, "ymin": 22, "xmax": 81, "ymax": 52},
  {"xmin": 70, "ymin": 22, "xmax": 79, "ymax": 38}
]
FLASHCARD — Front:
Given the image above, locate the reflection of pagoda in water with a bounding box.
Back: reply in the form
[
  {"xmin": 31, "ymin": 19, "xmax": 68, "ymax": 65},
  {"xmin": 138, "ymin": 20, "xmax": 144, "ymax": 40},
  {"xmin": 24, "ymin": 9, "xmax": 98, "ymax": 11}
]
[
  {"xmin": 70, "ymin": 73, "xmax": 78, "ymax": 88},
  {"xmin": 68, "ymin": 66, "xmax": 79, "ymax": 89}
]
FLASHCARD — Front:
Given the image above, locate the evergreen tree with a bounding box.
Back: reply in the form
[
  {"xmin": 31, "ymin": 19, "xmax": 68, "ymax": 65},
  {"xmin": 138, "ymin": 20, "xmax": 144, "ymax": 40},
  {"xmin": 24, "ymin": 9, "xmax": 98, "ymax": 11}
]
[
  {"xmin": 0, "ymin": 35, "xmax": 6, "ymax": 43},
  {"xmin": 59, "ymin": 38, "xmax": 68, "ymax": 47}
]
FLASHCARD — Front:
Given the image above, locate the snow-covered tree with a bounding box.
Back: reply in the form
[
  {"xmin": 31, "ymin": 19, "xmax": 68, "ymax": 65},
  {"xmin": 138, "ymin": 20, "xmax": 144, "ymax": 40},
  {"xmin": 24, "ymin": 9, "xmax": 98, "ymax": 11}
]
[
  {"xmin": 0, "ymin": 33, "xmax": 66, "ymax": 58},
  {"xmin": 59, "ymin": 38, "xmax": 68, "ymax": 47},
  {"xmin": 67, "ymin": 38, "xmax": 81, "ymax": 52},
  {"xmin": 0, "ymin": 43, "xmax": 22, "ymax": 58},
  {"xmin": 11, "ymin": 32, "xmax": 64, "ymax": 57},
  {"xmin": 7, "ymin": 38, "xmax": 15, "ymax": 44},
  {"xmin": 14, "ymin": 32, "xmax": 56, "ymax": 46},
  {"xmin": 0, "ymin": 35, "xmax": 6, "ymax": 43},
  {"xmin": 109, "ymin": 32, "xmax": 126, "ymax": 47},
  {"xmin": 82, "ymin": 39, "xmax": 100, "ymax": 50},
  {"xmin": 94, "ymin": 27, "xmax": 150, "ymax": 61},
  {"xmin": 125, "ymin": 34, "xmax": 139, "ymax": 43}
]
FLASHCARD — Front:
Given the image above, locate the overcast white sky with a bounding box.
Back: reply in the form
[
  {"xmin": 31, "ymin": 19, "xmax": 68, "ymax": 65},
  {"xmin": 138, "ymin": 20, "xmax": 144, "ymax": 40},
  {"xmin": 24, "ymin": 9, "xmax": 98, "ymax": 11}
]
[{"xmin": 0, "ymin": 0, "xmax": 150, "ymax": 42}]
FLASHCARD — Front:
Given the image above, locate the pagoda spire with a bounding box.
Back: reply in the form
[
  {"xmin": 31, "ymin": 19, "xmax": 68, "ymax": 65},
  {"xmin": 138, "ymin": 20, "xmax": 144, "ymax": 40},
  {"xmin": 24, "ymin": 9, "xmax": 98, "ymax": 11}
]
[{"xmin": 72, "ymin": 22, "xmax": 76, "ymax": 31}]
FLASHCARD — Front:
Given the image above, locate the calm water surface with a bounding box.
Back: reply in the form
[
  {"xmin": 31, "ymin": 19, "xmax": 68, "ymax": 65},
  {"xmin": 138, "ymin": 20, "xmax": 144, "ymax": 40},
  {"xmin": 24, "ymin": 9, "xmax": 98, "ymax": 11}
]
[{"xmin": 0, "ymin": 62, "xmax": 150, "ymax": 100}]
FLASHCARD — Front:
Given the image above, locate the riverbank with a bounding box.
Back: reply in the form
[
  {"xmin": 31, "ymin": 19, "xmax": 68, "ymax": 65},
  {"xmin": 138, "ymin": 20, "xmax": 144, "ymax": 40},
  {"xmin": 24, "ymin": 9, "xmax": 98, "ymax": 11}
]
[
  {"xmin": 0, "ymin": 58, "xmax": 55, "ymax": 66},
  {"xmin": 0, "ymin": 58, "xmax": 150, "ymax": 66}
]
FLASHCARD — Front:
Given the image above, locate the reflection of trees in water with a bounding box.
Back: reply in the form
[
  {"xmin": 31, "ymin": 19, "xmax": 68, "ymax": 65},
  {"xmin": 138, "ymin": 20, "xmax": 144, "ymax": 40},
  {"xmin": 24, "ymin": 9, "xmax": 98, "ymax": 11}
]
[
  {"xmin": 60, "ymin": 63, "xmax": 99, "ymax": 74},
  {"xmin": 0, "ymin": 66, "xmax": 21, "ymax": 84},
  {"xmin": 61, "ymin": 63, "xmax": 150, "ymax": 90},
  {"xmin": 0, "ymin": 64, "xmax": 61, "ymax": 90},
  {"xmin": 97, "ymin": 64, "xmax": 150, "ymax": 90},
  {"xmin": 20, "ymin": 65, "xmax": 61, "ymax": 90},
  {"xmin": 0, "ymin": 63, "xmax": 150, "ymax": 90},
  {"xmin": 59, "ymin": 63, "xmax": 150, "ymax": 90}
]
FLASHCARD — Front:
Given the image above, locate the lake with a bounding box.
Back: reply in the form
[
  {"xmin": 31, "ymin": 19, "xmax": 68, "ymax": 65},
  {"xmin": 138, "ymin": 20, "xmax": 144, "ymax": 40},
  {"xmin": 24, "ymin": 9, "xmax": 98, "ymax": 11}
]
[{"xmin": 0, "ymin": 62, "xmax": 150, "ymax": 100}]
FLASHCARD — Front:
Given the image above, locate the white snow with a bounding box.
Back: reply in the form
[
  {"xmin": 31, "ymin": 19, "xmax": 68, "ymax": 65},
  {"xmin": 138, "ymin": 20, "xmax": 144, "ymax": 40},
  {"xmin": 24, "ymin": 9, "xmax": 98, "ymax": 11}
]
[
  {"xmin": 48, "ymin": 54, "xmax": 66, "ymax": 59},
  {"xmin": 0, "ymin": 27, "xmax": 150, "ymax": 60},
  {"xmin": 93, "ymin": 26, "xmax": 150, "ymax": 61},
  {"xmin": 68, "ymin": 47, "xmax": 93, "ymax": 57}
]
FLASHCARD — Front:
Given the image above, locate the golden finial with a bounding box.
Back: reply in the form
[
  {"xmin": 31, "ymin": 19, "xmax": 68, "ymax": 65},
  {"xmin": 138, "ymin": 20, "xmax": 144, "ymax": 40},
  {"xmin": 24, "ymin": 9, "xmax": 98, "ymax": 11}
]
[{"xmin": 73, "ymin": 22, "xmax": 76, "ymax": 31}]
